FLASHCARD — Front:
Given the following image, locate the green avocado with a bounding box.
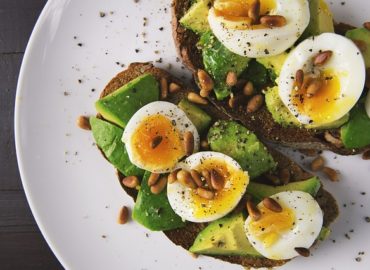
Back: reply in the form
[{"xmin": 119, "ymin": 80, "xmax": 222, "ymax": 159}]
[
  {"xmin": 198, "ymin": 32, "xmax": 250, "ymax": 100},
  {"xmin": 95, "ymin": 74, "xmax": 159, "ymax": 128},
  {"xmin": 341, "ymin": 103, "xmax": 370, "ymax": 149},
  {"xmin": 180, "ymin": 0, "xmax": 211, "ymax": 34},
  {"xmin": 240, "ymin": 60, "xmax": 269, "ymax": 88},
  {"xmin": 90, "ymin": 117, "xmax": 144, "ymax": 177},
  {"xmin": 189, "ymin": 212, "xmax": 262, "ymax": 257},
  {"xmin": 246, "ymin": 177, "xmax": 321, "ymax": 202},
  {"xmin": 132, "ymin": 171, "xmax": 186, "ymax": 231},
  {"xmin": 207, "ymin": 120, "xmax": 276, "ymax": 179},
  {"xmin": 257, "ymin": 52, "xmax": 289, "ymax": 78},
  {"xmin": 178, "ymin": 99, "xmax": 212, "ymax": 134},
  {"xmin": 346, "ymin": 28, "xmax": 370, "ymax": 68}
]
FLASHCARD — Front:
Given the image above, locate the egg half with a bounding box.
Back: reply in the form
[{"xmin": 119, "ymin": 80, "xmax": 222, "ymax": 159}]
[
  {"xmin": 122, "ymin": 101, "xmax": 199, "ymax": 173},
  {"xmin": 245, "ymin": 191, "xmax": 323, "ymax": 260},
  {"xmin": 279, "ymin": 33, "xmax": 366, "ymax": 126},
  {"xmin": 167, "ymin": 151, "xmax": 249, "ymax": 223},
  {"xmin": 208, "ymin": 0, "xmax": 310, "ymax": 57}
]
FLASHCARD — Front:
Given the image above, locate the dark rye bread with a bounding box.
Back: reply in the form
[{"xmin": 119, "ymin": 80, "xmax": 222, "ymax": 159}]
[
  {"xmin": 99, "ymin": 62, "xmax": 339, "ymax": 269},
  {"xmin": 171, "ymin": 0, "xmax": 369, "ymax": 155}
]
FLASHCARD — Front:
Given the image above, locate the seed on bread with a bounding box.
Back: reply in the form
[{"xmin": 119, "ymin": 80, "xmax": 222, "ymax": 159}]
[
  {"xmin": 226, "ymin": 71, "xmax": 238, "ymax": 87},
  {"xmin": 77, "ymin": 115, "xmax": 91, "ymax": 130},
  {"xmin": 313, "ymin": 50, "xmax": 333, "ymax": 66},
  {"xmin": 310, "ymin": 156, "xmax": 325, "ymax": 171},
  {"xmin": 188, "ymin": 92, "xmax": 208, "ymax": 105},
  {"xmin": 169, "ymin": 82, "xmax": 181, "ymax": 93},
  {"xmin": 122, "ymin": 176, "xmax": 140, "ymax": 188},
  {"xmin": 160, "ymin": 77, "xmax": 168, "ymax": 99},
  {"xmin": 117, "ymin": 206, "xmax": 129, "ymax": 225},
  {"xmin": 324, "ymin": 131, "xmax": 343, "ymax": 148},
  {"xmin": 246, "ymin": 94, "xmax": 264, "ymax": 113},
  {"xmin": 197, "ymin": 69, "xmax": 214, "ymax": 92},
  {"xmin": 243, "ymin": 81, "xmax": 254, "ymax": 96},
  {"xmin": 322, "ymin": 167, "xmax": 339, "ymax": 182}
]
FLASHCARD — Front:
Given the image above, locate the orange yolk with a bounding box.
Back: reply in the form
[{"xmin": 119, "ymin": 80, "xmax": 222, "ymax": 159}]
[
  {"xmin": 248, "ymin": 205, "xmax": 295, "ymax": 247},
  {"xmin": 131, "ymin": 114, "xmax": 185, "ymax": 171},
  {"xmin": 291, "ymin": 70, "xmax": 342, "ymax": 124},
  {"xmin": 192, "ymin": 158, "xmax": 249, "ymax": 218}
]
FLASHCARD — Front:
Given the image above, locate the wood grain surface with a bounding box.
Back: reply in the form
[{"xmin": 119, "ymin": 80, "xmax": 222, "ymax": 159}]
[{"xmin": 0, "ymin": 0, "xmax": 64, "ymax": 269}]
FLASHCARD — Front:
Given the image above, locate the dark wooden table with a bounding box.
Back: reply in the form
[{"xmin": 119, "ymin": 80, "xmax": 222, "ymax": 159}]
[{"xmin": 0, "ymin": 1, "xmax": 64, "ymax": 269}]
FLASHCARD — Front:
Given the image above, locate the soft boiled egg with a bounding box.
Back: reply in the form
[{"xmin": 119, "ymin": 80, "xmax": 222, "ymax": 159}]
[
  {"xmin": 245, "ymin": 191, "xmax": 323, "ymax": 260},
  {"xmin": 122, "ymin": 101, "xmax": 199, "ymax": 173},
  {"xmin": 208, "ymin": 0, "xmax": 310, "ymax": 57},
  {"xmin": 167, "ymin": 152, "xmax": 249, "ymax": 223},
  {"xmin": 278, "ymin": 33, "xmax": 366, "ymax": 126}
]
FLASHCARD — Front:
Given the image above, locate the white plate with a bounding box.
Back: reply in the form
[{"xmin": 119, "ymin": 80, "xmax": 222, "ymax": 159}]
[{"xmin": 15, "ymin": 0, "xmax": 370, "ymax": 269}]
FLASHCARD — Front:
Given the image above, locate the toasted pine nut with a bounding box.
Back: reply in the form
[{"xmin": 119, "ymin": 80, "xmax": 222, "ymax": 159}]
[
  {"xmin": 148, "ymin": 173, "xmax": 160, "ymax": 186},
  {"xmin": 324, "ymin": 131, "xmax": 343, "ymax": 148},
  {"xmin": 263, "ymin": 197, "xmax": 282, "ymax": 212},
  {"xmin": 295, "ymin": 69, "xmax": 304, "ymax": 89},
  {"xmin": 151, "ymin": 135, "xmax": 163, "ymax": 149},
  {"xmin": 246, "ymin": 199, "xmax": 261, "ymax": 221},
  {"xmin": 210, "ymin": 169, "xmax": 225, "ymax": 191},
  {"xmin": 77, "ymin": 115, "xmax": 91, "ymax": 130},
  {"xmin": 150, "ymin": 175, "xmax": 168, "ymax": 194},
  {"xmin": 117, "ymin": 206, "xmax": 129, "ymax": 224},
  {"xmin": 177, "ymin": 170, "xmax": 197, "ymax": 189},
  {"xmin": 228, "ymin": 95, "xmax": 236, "ymax": 108},
  {"xmin": 243, "ymin": 81, "xmax": 254, "ymax": 96},
  {"xmin": 200, "ymin": 139, "xmax": 209, "ymax": 150},
  {"xmin": 184, "ymin": 131, "xmax": 194, "ymax": 156},
  {"xmin": 188, "ymin": 92, "xmax": 208, "ymax": 105},
  {"xmin": 260, "ymin": 15, "xmax": 287, "ymax": 27},
  {"xmin": 313, "ymin": 50, "xmax": 333, "ymax": 66},
  {"xmin": 362, "ymin": 149, "xmax": 370, "ymax": 160},
  {"xmin": 306, "ymin": 79, "xmax": 323, "ymax": 97},
  {"xmin": 279, "ymin": 168, "xmax": 290, "ymax": 185},
  {"xmin": 189, "ymin": 252, "xmax": 199, "ymax": 259},
  {"xmin": 322, "ymin": 167, "xmax": 339, "ymax": 182},
  {"xmin": 226, "ymin": 71, "xmax": 238, "ymax": 87},
  {"xmin": 199, "ymin": 89, "xmax": 210, "ymax": 98},
  {"xmin": 248, "ymin": 0, "xmax": 260, "ymax": 24},
  {"xmin": 169, "ymin": 82, "xmax": 181, "ymax": 93},
  {"xmin": 299, "ymin": 149, "xmax": 319, "ymax": 157},
  {"xmin": 190, "ymin": 170, "xmax": 203, "ymax": 187},
  {"xmin": 160, "ymin": 77, "xmax": 168, "ymax": 99},
  {"xmin": 122, "ymin": 176, "xmax": 140, "ymax": 188},
  {"xmin": 364, "ymin": 22, "xmax": 370, "ymax": 31},
  {"xmin": 197, "ymin": 69, "xmax": 214, "ymax": 92},
  {"xmin": 168, "ymin": 169, "xmax": 180, "ymax": 184},
  {"xmin": 295, "ymin": 247, "xmax": 310, "ymax": 257},
  {"xmin": 201, "ymin": 169, "xmax": 212, "ymax": 189},
  {"xmin": 310, "ymin": 156, "xmax": 325, "ymax": 171},
  {"xmin": 246, "ymin": 94, "xmax": 264, "ymax": 113},
  {"xmin": 353, "ymin": 39, "xmax": 367, "ymax": 52},
  {"xmin": 197, "ymin": 187, "xmax": 215, "ymax": 200}
]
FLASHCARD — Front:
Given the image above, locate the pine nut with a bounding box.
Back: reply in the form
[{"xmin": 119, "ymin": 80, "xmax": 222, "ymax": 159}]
[
  {"xmin": 77, "ymin": 115, "xmax": 91, "ymax": 130},
  {"xmin": 226, "ymin": 71, "xmax": 238, "ymax": 87},
  {"xmin": 197, "ymin": 187, "xmax": 215, "ymax": 200},
  {"xmin": 362, "ymin": 149, "xmax": 370, "ymax": 160},
  {"xmin": 201, "ymin": 169, "xmax": 212, "ymax": 189},
  {"xmin": 169, "ymin": 82, "xmax": 181, "ymax": 93},
  {"xmin": 151, "ymin": 135, "xmax": 163, "ymax": 149},
  {"xmin": 184, "ymin": 131, "xmax": 194, "ymax": 156},
  {"xmin": 190, "ymin": 170, "xmax": 203, "ymax": 187},
  {"xmin": 260, "ymin": 15, "xmax": 287, "ymax": 27},
  {"xmin": 199, "ymin": 89, "xmax": 210, "ymax": 98},
  {"xmin": 210, "ymin": 169, "xmax": 225, "ymax": 190},
  {"xmin": 168, "ymin": 169, "xmax": 180, "ymax": 184},
  {"xmin": 246, "ymin": 199, "xmax": 261, "ymax": 221},
  {"xmin": 248, "ymin": 0, "xmax": 260, "ymax": 24},
  {"xmin": 200, "ymin": 140, "xmax": 209, "ymax": 150},
  {"xmin": 364, "ymin": 22, "xmax": 370, "ymax": 31},
  {"xmin": 310, "ymin": 156, "xmax": 325, "ymax": 171},
  {"xmin": 295, "ymin": 247, "xmax": 310, "ymax": 257},
  {"xmin": 122, "ymin": 176, "xmax": 140, "ymax": 188},
  {"xmin": 160, "ymin": 77, "xmax": 168, "ymax": 99},
  {"xmin": 243, "ymin": 81, "xmax": 254, "ymax": 96},
  {"xmin": 306, "ymin": 79, "xmax": 323, "ymax": 98},
  {"xmin": 295, "ymin": 69, "xmax": 304, "ymax": 89},
  {"xmin": 263, "ymin": 197, "xmax": 282, "ymax": 212},
  {"xmin": 117, "ymin": 206, "xmax": 129, "ymax": 224},
  {"xmin": 188, "ymin": 92, "xmax": 208, "ymax": 105},
  {"xmin": 322, "ymin": 167, "xmax": 339, "ymax": 182},
  {"xmin": 313, "ymin": 50, "xmax": 333, "ymax": 66},
  {"xmin": 279, "ymin": 168, "xmax": 290, "ymax": 185},
  {"xmin": 324, "ymin": 131, "xmax": 343, "ymax": 148},
  {"xmin": 246, "ymin": 94, "xmax": 264, "ymax": 113},
  {"xmin": 148, "ymin": 173, "xmax": 160, "ymax": 186},
  {"xmin": 177, "ymin": 170, "xmax": 197, "ymax": 189},
  {"xmin": 353, "ymin": 39, "xmax": 367, "ymax": 52},
  {"xmin": 197, "ymin": 69, "xmax": 214, "ymax": 92},
  {"xmin": 150, "ymin": 175, "xmax": 168, "ymax": 194}
]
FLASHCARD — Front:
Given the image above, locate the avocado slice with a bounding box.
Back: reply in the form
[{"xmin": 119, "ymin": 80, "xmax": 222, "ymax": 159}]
[
  {"xmin": 247, "ymin": 177, "xmax": 321, "ymax": 202},
  {"xmin": 257, "ymin": 52, "xmax": 289, "ymax": 78},
  {"xmin": 208, "ymin": 120, "xmax": 276, "ymax": 179},
  {"xmin": 180, "ymin": 0, "xmax": 211, "ymax": 34},
  {"xmin": 95, "ymin": 74, "xmax": 159, "ymax": 128},
  {"xmin": 189, "ymin": 212, "xmax": 262, "ymax": 257},
  {"xmin": 341, "ymin": 103, "xmax": 370, "ymax": 149},
  {"xmin": 178, "ymin": 99, "xmax": 212, "ymax": 134},
  {"xmin": 346, "ymin": 28, "xmax": 370, "ymax": 68},
  {"xmin": 132, "ymin": 171, "xmax": 186, "ymax": 231},
  {"xmin": 90, "ymin": 117, "xmax": 144, "ymax": 177}
]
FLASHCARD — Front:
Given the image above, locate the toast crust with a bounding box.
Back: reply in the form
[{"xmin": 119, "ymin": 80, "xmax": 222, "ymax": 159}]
[{"xmin": 171, "ymin": 0, "xmax": 369, "ymax": 155}]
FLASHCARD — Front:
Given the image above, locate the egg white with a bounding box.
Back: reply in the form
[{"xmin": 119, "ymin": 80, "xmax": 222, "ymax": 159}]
[
  {"xmin": 167, "ymin": 151, "xmax": 249, "ymax": 223},
  {"xmin": 122, "ymin": 101, "xmax": 200, "ymax": 173},
  {"xmin": 208, "ymin": 0, "xmax": 310, "ymax": 57},
  {"xmin": 245, "ymin": 191, "xmax": 323, "ymax": 260},
  {"xmin": 278, "ymin": 33, "xmax": 366, "ymax": 126}
]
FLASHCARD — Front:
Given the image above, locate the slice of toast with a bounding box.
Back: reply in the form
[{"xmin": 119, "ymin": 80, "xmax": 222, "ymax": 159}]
[
  {"xmin": 97, "ymin": 62, "xmax": 339, "ymax": 269},
  {"xmin": 171, "ymin": 0, "xmax": 369, "ymax": 155}
]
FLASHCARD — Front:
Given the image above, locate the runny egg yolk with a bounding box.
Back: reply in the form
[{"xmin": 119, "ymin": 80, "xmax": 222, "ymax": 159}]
[
  {"xmin": 131, "ymin": 114, "xmax": 185, "ymax": 171},
  {"xmin": 291, "ymin": 70, "xmax": 347, "ymax": 124},
  {"xmin": 192, "ymin": 158, "xmax": 249, "ymax": 219},
  {"xmin": 247, "ymin": 205, "xmax": 295, "ymax": 247}
]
